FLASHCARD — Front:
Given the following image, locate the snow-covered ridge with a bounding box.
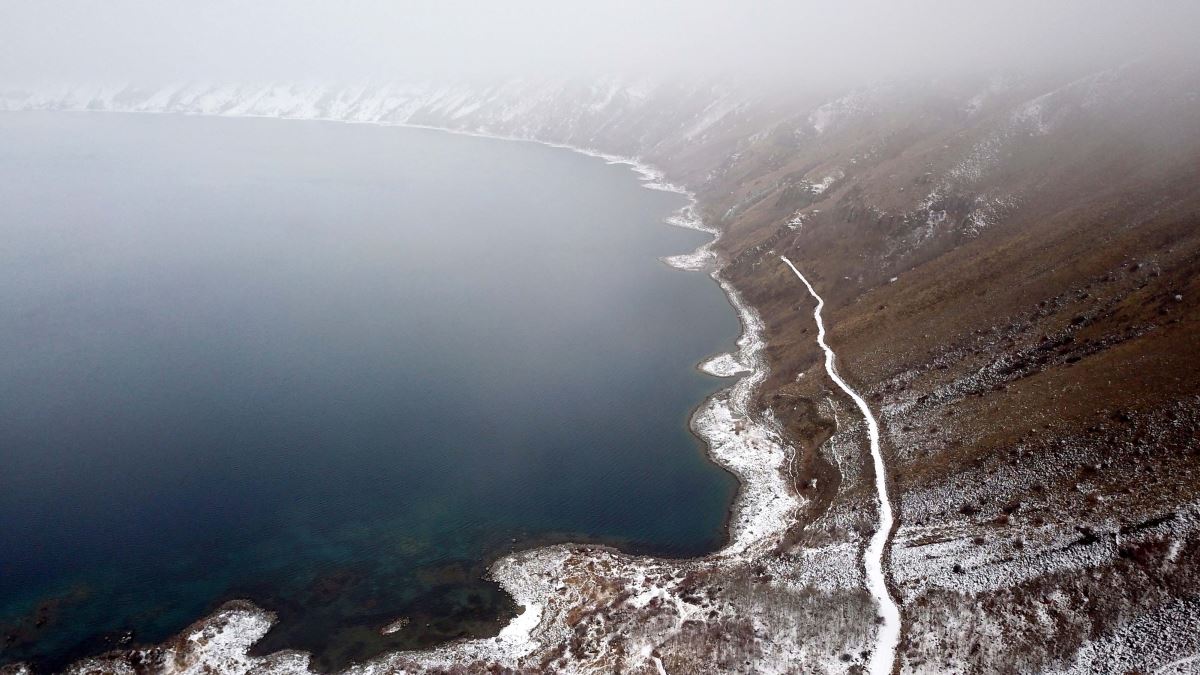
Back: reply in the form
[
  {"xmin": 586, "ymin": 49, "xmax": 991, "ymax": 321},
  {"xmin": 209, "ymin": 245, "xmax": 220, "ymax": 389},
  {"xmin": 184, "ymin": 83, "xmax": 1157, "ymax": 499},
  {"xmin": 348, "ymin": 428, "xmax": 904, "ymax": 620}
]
[{"xmin": 0, "ymin": 81, "xmax": 744, "ymax": 164}]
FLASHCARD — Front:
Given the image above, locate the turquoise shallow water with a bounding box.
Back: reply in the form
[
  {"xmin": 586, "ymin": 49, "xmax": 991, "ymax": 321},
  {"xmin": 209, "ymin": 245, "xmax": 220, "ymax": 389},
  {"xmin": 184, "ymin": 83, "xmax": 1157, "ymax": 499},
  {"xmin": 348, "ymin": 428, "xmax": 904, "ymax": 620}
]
[{"xmin": 0, "ymin": 112, "xmax": 740, "ymax": 670}]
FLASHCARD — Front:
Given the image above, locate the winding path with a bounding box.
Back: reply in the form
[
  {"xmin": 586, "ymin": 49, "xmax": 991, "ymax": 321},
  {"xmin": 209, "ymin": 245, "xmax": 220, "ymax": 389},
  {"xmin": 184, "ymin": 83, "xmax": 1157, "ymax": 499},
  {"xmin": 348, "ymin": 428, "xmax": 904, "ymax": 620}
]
[
  {"xmin": 1154, "ymin": 653, "xmax": 1200, "ymax": 674},
  {"xmin": 781, "ymin": 256, "xmax": 900, "ymax": 675}
]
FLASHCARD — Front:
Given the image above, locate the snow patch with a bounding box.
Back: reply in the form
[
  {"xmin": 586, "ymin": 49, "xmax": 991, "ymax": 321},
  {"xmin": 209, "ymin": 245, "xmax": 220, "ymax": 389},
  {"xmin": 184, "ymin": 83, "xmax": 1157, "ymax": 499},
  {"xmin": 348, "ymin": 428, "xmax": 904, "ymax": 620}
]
[{"xmin": 700, "ymin": 353, "xmax": 750, "ymax": 378}]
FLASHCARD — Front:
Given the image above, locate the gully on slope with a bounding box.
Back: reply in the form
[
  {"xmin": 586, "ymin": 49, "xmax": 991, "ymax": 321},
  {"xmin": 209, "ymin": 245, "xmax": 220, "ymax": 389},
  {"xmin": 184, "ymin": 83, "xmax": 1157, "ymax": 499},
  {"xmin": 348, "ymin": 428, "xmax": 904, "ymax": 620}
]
[{"xmin": 781, "ymin": 256, "xmax": 901, "ymax": 675}]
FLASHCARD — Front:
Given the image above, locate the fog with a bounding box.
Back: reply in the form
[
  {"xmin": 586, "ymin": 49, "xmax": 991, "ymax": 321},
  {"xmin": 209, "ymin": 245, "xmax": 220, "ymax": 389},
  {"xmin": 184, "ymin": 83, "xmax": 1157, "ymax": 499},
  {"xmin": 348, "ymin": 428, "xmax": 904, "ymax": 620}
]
[{"xmin": 1, "ymin": 0, "xmax": 1198, "ymax": 86}]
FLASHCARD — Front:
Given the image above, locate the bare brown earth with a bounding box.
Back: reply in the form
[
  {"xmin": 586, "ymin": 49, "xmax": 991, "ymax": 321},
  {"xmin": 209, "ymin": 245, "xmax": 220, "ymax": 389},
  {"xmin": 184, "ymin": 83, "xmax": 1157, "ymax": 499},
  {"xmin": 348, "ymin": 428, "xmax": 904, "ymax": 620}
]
[
  {"xmin": 702, "ymin": 61, "xmax": 1200, "ymax": 671},
  {"xmin": 3, "ymin": 59, "xmax": 1199, "ymax": 673}
]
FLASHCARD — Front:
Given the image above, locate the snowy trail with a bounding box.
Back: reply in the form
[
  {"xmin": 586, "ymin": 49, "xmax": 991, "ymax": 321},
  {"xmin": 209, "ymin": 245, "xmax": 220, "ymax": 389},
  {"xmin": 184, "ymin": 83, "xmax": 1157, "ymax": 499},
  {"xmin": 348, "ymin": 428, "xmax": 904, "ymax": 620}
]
[
  {"xmin": 1154, "ymin": 653, "xmax": 1200, "ymax": 674},
  {"xmin": 781, "ymin": 256, "xmax": 900, "ymax": 675}
]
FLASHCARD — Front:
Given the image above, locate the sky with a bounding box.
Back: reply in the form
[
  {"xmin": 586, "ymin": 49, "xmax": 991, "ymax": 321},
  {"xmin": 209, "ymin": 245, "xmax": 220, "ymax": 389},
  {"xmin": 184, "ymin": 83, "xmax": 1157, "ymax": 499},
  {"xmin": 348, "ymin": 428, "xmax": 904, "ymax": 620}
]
[{"xmin": 1, "ymin": 0, "xmax": 1198, "ymax": 86}]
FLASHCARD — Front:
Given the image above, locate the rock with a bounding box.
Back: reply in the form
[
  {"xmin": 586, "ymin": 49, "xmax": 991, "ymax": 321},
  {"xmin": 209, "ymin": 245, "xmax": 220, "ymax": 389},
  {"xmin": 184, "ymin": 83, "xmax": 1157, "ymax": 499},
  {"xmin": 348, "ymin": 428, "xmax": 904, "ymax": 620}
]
[{"xmin": 381, "ymin": 617, "xmax": 410, "ymax": 635}]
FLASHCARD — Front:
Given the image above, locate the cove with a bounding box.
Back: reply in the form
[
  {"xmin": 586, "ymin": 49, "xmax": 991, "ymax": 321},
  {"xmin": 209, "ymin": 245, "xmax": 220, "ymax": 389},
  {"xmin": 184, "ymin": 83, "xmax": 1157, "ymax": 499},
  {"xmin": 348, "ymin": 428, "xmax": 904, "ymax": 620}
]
[{"xmin": 0, "ymin": 111, "xmax": 739, "ymax": 671}]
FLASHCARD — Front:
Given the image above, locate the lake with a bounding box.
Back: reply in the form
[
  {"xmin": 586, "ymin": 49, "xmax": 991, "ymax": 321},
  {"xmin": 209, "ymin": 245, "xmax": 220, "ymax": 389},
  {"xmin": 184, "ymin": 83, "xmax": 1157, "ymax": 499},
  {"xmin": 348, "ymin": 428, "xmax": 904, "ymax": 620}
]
[{"xmin": 0, "ymin": 112, "xmax": 739, "ymax": 670}]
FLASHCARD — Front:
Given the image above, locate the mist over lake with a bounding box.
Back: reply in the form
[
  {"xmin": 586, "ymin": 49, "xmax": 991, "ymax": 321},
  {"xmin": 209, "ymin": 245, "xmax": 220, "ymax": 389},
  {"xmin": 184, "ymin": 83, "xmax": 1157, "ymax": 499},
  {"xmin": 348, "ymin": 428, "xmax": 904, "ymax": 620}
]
[{"xmin": 0, "ymin": 111, "xmax": 739, "ymax": 670}]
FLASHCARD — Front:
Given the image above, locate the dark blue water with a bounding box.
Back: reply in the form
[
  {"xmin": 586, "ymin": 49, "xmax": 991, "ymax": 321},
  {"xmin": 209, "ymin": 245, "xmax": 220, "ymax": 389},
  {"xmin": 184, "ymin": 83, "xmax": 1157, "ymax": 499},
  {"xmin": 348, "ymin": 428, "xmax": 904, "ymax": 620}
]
[{"xmin": 0, "ymin": 112, "xmax": 739, "ymax": 670}]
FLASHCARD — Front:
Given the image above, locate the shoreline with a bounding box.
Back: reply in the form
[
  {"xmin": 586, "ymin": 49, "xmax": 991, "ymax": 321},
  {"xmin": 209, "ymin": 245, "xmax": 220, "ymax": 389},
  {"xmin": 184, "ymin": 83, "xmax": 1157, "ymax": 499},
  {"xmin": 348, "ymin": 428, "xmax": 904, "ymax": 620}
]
[{"xmin": 0, "ymin": 105, "xmax": 803, "ymax": 673}]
